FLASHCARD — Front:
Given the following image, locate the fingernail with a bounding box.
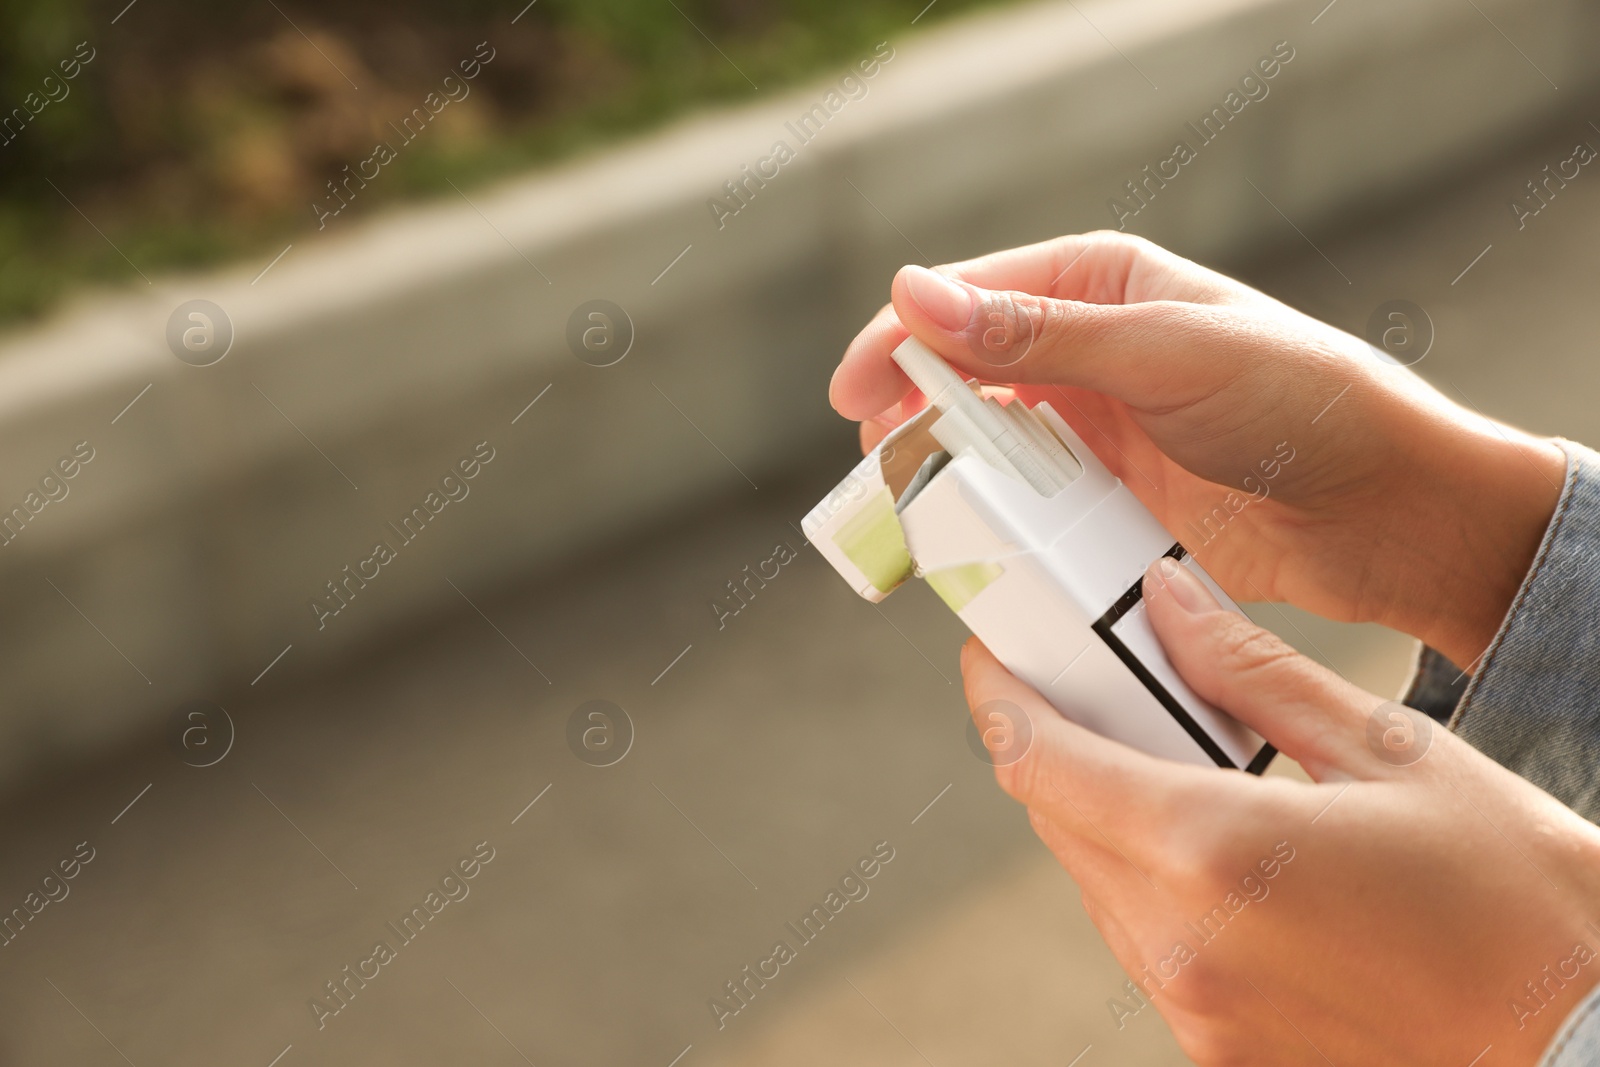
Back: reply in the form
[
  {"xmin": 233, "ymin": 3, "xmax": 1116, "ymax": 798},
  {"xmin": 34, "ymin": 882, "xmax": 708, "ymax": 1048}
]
[
  {"xmin": 903, "ymin": 265, "xmax": 973, "ymax": 333},
  {"xmin": 1156, "ymin": 558, "xmax": 1219, "ymax": 614}
]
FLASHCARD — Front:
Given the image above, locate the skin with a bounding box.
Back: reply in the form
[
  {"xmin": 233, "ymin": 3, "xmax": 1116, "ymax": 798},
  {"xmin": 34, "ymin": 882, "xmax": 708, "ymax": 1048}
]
[
  {"xmin": 831, "ymin": 233, "xmax": 1599, "ymax": 1063},
  {"xmin": 830, "ymin": 230, "xmax": 1566, "ymax": 672},
  {"xmin": 963, "ymin": 568, "xmax": 1600, "ymax": 1065}
]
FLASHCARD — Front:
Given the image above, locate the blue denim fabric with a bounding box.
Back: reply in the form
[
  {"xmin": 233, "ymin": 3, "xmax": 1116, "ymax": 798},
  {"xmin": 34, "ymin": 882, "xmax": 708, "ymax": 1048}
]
[
  {"xmin": 1541, "ymin": 986, "xmax": 1600, "ymax": 1067},
  {"xmin": 1401, "ymin": 644, "xmax": 1468, "ymax": 724},
  {"xmin": 1401, "ymin": 441, "xmax": 1600, "ymax": 1065},
  {"xmin": 1444, "ymin": 440, "xmax": 1600, "ymax": 821}
]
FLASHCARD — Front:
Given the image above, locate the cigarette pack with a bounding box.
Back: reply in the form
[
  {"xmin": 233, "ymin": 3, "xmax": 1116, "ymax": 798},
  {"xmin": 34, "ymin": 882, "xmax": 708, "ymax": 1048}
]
[{"xmin": 803, "ymin": 341, "xmax": 1273, "ymax": 772}]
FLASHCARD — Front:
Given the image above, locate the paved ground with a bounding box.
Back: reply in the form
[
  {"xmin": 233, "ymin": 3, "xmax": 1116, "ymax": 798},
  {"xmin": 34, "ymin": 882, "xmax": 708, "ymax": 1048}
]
[{"xmin": 2, "ymin": 108, "xmax": 1599, "ymax": 1066}]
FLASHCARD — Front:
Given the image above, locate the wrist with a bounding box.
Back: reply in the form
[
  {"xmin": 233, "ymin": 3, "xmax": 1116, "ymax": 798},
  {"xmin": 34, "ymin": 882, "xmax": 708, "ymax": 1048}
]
[
  {"xmin": 1503, "ymin": 823, "xmax": 1600, "ymax": 1064},
  {"xmin": 1379, "ymin": 424, "xmax": 1565, "ymax": 672}
]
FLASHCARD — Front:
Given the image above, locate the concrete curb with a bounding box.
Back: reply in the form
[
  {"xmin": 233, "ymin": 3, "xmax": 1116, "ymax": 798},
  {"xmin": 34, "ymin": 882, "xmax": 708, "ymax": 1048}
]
[{"xmin": 0, "ymin": 0, "xmax": 1592, "ymax": 779}]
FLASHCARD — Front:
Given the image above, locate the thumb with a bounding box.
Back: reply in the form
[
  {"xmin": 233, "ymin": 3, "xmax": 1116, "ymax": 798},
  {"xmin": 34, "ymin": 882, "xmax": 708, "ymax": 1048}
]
[
  {"xmin": 889, "ymin": 263, "xmax": 1234, "ymax": 409},
  {"xmin": 1140, "ymin": 556, "xmax": 1378, "ymax": 781}
]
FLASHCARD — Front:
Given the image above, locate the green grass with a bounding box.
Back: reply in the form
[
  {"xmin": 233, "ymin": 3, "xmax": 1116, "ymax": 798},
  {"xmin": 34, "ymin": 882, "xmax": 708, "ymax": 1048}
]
[{"xmin": 0, "ymin": 0, "xmax": 1016, "ymax": 326}]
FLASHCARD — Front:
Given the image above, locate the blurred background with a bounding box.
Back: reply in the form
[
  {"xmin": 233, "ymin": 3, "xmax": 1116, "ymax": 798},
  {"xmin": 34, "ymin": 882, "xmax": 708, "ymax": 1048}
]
[{"xmin": 0, "ymin": 0, "xmax": 1597, "ymax": 1063}]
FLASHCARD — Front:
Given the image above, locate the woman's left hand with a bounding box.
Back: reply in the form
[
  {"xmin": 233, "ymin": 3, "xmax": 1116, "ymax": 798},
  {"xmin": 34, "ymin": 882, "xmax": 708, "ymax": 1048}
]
[{"xmin": 964, "ymin": 557, "xmax": 1600, "ymax": 1066}]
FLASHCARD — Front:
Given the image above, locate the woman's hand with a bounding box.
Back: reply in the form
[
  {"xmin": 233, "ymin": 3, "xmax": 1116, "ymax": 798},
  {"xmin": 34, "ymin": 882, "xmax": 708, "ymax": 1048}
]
[
  {"xmin": 831, "ymin": 231, "xmax": 1565, "ymax": 671},
  {"xmin": 963, "ymin": 557, "xmax": 1600, "ymax": 1065}
]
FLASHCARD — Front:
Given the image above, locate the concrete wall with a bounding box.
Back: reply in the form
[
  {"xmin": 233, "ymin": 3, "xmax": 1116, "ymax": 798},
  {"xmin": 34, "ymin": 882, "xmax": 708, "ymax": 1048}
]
[{"xmin": 0, "ymin": 0, "xmax": 1593, "ymax": 780}]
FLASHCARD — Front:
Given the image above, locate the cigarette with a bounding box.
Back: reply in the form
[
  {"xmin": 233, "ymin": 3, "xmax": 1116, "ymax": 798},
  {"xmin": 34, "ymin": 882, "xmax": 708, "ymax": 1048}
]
[{"xmin": 891, "ymin": 336, "xmax": 1076, "ymax": 494}]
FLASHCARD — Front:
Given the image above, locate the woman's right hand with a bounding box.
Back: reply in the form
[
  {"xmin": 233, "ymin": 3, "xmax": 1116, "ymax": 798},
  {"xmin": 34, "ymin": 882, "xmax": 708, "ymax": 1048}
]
[{"xmin": 829, "ymin": 231, "xmax": 1564, "ymax": 672}]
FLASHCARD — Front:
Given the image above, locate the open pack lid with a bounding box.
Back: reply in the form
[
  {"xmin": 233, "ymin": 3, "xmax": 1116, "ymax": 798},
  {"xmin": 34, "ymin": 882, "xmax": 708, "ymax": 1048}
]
[{"xmin": 799, "ymin": 405, "xmax": 948, "ymax": 602}]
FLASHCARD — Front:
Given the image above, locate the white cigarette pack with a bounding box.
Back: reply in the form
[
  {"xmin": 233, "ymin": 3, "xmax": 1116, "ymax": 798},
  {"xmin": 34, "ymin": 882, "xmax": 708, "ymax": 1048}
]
[{"xmin": 803, "ymin": 366, "xmax": 1273, "ymax": 772}]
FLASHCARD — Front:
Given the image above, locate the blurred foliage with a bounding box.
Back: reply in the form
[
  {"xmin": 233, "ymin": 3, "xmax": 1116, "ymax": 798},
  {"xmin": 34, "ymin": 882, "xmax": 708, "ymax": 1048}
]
[{"xmin": 0, "ymin": 0, "xmax": 1011, "ymax": 325}]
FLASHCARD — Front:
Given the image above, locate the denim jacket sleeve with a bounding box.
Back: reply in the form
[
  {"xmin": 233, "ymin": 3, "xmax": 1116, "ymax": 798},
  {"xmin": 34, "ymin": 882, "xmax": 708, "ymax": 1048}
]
[
  {"xmin": 1540, "ymin": 986, "xmax": 1600, "ymax": 1067},
  {"xmin": 1398, "ymin": 440, "xmax": 1600, "ymax": 1066},
  {"xmin": 1403, "ymin": 440, "xmax": 1600, "ymax": 820}
]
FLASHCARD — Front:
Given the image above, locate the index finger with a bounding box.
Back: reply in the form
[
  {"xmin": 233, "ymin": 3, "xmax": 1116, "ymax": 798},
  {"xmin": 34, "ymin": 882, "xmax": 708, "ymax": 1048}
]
[
  {"xmin": 830, "ymin": 235, "xmax": 1117, "ymax": 421},
  {"xmin": 934, "ymin": 232, "xmax": 1129, "ymax": 300},
  {"xmin": 829, "ymin": 300, "xmax": 913, "ymax": 421},
  {"xmin": 830, "ymin": 231, "xmax": 1183, "ymax": 422},
  {"xmin": 829, "ymin": 231, "xmax": 1271, "ymax": 422}
]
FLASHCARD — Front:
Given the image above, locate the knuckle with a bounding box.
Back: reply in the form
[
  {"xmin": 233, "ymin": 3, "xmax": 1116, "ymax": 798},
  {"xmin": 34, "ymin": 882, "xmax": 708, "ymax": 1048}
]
[
  {"xmin": 1211, "ymin": 615, "xmax": 1300, "ymax": 680},
  {"xmin": 1154, "ymin": 820, "xmax": 1233, "ymax": 891},
  {"xmin": 990, "ymin": 749, "xmax": 1030, "ymax": 801},
  {"xmin": 1172, "ymin": 1017, "xmax": 1251, "ymax": 1067},
  {"xmin": 1034, "ymin": 292, "xmax": 1078, "ymax": 340},
  {"xmin": 1031, "ymin": 294, "xmax": 1112, "ymax": 360},
  {"xmin": 1028, "ymin": 805, "xmax": 1069, "ymax": 856},
  {"xmin": 1175, "ymin": 954, "xmax": 1228, "ymax": 1004},
  {"xmin": 1083, "ymin": 228, "xmax": 1145, "ymax": 252},
  {"xmin": 1082, "ymin": 229, "xmax": 1164, "ymax": 269},
  {"xmin": 1027, "ymin": 805, "xmax": 1055, "ymax": 837},
  {"xmin": 992, "ymin": 739, "xmax": 1050, "ymax": 804},
  {"xmin": 1145, "ymin": 783, "xmax": 1252, "ymax": 892}
]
